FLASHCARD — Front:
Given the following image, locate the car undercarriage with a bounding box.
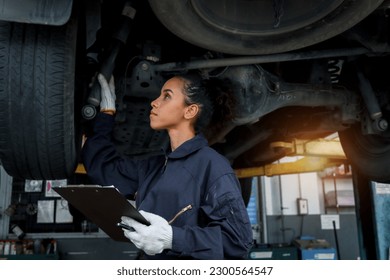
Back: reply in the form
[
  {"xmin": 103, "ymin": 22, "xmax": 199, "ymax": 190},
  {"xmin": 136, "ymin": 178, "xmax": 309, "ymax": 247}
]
[{"xmin": 1, "ymin": 0, "xmax": 390, "ymax": 183}]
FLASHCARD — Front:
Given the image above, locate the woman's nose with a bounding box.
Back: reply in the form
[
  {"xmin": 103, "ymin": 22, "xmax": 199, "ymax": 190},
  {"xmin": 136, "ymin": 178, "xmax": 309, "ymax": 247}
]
[{"xmin": 151, "ymin": 98, "xmax": 158, "ymax": 108}]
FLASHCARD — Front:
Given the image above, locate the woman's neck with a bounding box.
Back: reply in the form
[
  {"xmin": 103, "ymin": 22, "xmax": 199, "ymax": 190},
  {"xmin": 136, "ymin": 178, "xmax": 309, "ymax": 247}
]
[{"xmin": 168, "ymin": 128, "xmax": 196, "ymax": 151}]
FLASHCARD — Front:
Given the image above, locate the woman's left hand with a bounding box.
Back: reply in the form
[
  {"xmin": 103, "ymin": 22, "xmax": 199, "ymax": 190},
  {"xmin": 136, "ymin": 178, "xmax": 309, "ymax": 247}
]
[{"xmin": 121, "ymin": 210, "xmax": 173, "ymax": 255}]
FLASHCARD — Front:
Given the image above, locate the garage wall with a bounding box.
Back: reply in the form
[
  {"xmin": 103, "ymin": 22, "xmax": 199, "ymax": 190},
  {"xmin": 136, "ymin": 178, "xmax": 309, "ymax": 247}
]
[
  {"xmin": 253, "ymin": 165, "xmax": 360, "ymax": 260},
  {"xmin": 264, "ymin": 172, "xmax": 354, "ymax": 215}
]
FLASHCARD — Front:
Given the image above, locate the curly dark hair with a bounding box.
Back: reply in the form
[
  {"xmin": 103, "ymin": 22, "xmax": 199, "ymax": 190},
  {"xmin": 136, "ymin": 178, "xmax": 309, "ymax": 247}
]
[{"xmin": 177, "ymin": 72, "xmax": 236, "ymax": 133}]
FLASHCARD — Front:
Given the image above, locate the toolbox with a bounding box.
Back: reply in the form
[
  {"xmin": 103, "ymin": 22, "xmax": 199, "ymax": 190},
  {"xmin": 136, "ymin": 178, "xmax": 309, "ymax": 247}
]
[{"xmin": 294, "ymin": 237, "xmax": 337, "ymax": 260}]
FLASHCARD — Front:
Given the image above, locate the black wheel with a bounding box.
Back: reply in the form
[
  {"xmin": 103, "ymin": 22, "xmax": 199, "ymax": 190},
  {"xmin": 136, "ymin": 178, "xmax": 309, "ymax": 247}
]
[
  {"xmin": 149, "ymin": 0, "xmax": 384, "ymax": 55},
  {"xmin": 0, "ymin": 19, "xmax": 79, "ymax": 179},
  {"xmin": 339, "ymin": 123, "xmax": 390, "ymax": 183}
]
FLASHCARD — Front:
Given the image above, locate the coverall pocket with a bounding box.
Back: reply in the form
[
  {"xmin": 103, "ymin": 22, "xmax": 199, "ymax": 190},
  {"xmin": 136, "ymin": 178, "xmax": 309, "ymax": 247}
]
[{"xmin": 217, "ymin": 193, "xmax": 251, "ymax": 237}]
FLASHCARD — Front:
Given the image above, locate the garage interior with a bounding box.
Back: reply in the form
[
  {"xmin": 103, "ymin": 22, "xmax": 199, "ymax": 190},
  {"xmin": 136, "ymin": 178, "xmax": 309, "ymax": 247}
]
[
  {"xmin": 1, "ymin": 0, "xmax": 390, "ymax": 262},
  {"xmin": 1, "ymin": 136, "xmax": 389, "ymax": 260}
]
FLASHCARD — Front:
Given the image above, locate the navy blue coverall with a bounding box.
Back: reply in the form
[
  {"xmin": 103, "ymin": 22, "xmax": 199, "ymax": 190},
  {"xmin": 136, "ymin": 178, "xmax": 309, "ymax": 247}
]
[{"xmin": 82, "ymin": 113, "xmax": 253, "ymax": 259}]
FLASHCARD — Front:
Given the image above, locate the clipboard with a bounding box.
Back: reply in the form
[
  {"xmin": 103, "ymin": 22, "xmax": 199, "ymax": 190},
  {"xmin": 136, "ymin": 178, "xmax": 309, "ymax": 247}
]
[{"xmin": 53, "ymin": 184, "xmax": 150, "ymax": 242}]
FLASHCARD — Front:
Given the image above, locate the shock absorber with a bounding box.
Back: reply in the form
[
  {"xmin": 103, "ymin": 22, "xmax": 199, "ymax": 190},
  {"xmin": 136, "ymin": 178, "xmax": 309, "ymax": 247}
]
[
  {"xmin": 81, "ymin": 1, "xmax": 137, "ymax": 120},
  {"xmin": 355, "ymin": 63, "xmax": 388, "ymax": 132}
]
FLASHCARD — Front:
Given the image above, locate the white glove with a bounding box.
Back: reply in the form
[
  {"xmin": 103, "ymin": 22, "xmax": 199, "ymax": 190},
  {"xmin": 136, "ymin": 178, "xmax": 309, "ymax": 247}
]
[
  {"xmin": 121, "ymin": 210, "xmax": 173, "ymax": 255},
  {"xmin": 97, "ymin": 73, "xmax": 116, "ymax": 113}
]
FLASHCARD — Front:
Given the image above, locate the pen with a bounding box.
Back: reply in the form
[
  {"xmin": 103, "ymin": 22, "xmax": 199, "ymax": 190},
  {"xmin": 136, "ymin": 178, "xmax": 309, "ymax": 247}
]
[{"xmin": 116, "ymin": 222, "xmax": 135, "ymax": 232}]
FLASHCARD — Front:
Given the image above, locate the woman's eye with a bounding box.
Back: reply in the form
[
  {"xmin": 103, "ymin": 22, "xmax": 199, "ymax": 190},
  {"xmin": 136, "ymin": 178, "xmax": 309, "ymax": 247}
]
[{"xmin": 163, "ymin": 94, "xmax": 170, "ymax": 100}]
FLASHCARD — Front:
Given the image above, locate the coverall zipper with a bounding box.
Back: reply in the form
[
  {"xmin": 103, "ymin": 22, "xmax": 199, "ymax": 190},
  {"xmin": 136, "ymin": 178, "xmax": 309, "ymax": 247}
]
[
  {"xmin": 162, "ymin": 156, "xmax": 168, "ymax": 173},
  {"xmin": 168, "ymin": 204, "xmax": 192, "ymax": 224}
]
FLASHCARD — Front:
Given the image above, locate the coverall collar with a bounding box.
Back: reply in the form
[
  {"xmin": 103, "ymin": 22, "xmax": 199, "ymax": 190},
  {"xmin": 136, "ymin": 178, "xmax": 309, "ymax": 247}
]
[{"xmin": 164, "ymin": 133, "xmax": 208, "ymax": 159}]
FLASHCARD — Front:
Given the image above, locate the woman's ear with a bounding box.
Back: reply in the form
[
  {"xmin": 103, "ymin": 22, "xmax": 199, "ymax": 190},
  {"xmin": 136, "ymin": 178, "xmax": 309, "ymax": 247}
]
[{"xmin": 184, "ymin": 104, "xmax": 200, "ymax": 120}]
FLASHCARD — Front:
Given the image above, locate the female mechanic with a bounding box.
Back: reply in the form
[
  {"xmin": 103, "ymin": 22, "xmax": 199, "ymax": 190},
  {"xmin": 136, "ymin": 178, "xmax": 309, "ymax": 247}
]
[{"xmin": 81, "ymin": 72, "xmax": 253, "ymax": 259}]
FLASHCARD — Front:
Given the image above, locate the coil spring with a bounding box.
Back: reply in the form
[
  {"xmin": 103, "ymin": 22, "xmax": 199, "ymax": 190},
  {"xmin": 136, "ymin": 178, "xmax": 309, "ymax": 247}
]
[{"xmin": 328, "ymin": 59, "xmax": 343, "ymax": 84}]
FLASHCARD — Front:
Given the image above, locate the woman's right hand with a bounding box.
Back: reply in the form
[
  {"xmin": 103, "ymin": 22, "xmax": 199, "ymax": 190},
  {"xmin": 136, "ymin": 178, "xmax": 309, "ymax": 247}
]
[{"xmin": 98, "ymin": 73, "xmax": 116, "ymax": 114}]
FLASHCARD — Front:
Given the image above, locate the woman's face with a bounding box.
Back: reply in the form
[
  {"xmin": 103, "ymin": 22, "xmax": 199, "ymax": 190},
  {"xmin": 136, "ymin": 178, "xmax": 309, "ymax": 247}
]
[{"xmin": 150, "ymin": 77, "xmax": 190, "ymax": 131}]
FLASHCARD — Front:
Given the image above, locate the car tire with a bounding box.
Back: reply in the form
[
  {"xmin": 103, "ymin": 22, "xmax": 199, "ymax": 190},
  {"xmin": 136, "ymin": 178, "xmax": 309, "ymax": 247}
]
[
  {"xmin": 0, "ymin": 19, "xmax": 79, "ymax": 179},
  {"xmin": 339, "ymin": 123, "xmax": 390, "ymax": 183}
]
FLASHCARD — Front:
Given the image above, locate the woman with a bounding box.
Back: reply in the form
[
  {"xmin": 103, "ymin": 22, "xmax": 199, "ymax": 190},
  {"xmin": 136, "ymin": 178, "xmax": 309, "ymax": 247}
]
[{"xmin": 82, "ymin": 72, "xmax": 253, "ymax": 259}]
